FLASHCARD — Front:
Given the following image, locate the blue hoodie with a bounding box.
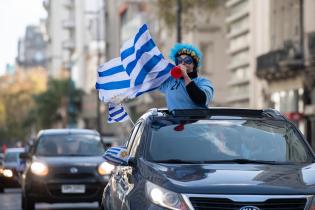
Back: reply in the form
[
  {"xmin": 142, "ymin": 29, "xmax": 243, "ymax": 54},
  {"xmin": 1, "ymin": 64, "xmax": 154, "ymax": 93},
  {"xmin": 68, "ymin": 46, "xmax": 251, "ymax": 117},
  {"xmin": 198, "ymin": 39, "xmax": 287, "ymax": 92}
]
[{"xmin": 159, "ymin": 76, "xmax": 214, "ymax": 111}]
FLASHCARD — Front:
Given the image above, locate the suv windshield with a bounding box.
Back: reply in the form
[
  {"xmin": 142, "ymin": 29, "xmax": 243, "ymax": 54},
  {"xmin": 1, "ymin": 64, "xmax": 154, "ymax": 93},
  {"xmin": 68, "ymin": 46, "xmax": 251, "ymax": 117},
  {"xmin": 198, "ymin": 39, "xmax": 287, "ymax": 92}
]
[
  {"xmin": 148, "ymin": 119, "xmax": 313, "ymax": 163},
  {"xmin": 36, "ymin": 134, "xmax": 105, "ymax": 156}
]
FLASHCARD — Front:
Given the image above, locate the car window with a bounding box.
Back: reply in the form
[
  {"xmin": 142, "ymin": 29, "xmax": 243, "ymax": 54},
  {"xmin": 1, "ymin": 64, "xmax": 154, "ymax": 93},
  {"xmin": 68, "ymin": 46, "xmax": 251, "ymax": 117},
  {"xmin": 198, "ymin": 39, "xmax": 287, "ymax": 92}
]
[
  {"xmin": 36, "ymin": 134, "xmax": 105, "ymax": 156},
  {"xmin": 129, "ymin": 123, "xmax": 145, "ymax": 157},
  {"xmin": 148, "ymin": 119, "xmax": 313, "ymax": 163},
  {"xmin": 4, "ymin": 152, "xmax": 19, "ymax": 162}
]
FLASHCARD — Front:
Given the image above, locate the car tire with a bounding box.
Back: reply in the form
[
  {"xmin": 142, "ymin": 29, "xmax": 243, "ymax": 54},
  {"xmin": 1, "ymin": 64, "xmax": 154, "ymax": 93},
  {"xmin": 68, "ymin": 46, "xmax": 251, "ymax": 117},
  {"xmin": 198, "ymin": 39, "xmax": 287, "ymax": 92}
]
[
  {"xmin": 0, "ymin": 187, "xmax": 3, "ymax": 193},
  {"xmin": 22, "ymin": 194, "xmax": 35, "ymax": 210}
]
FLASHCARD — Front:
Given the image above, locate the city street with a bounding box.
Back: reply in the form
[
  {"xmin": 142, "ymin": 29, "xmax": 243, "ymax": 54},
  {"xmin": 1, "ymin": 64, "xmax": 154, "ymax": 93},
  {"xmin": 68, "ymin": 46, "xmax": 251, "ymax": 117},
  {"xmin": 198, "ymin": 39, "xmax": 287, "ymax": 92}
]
[{"xmin": 0, "ymin": 189, "xmax": 100, "ymax": 210}]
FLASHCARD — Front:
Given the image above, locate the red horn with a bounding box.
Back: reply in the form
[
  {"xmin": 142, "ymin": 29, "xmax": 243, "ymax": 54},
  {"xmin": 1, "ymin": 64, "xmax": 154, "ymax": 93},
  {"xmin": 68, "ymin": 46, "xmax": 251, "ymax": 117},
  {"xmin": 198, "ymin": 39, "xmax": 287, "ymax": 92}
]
[{"xmin": 170, "ymin": 66, "xmax": 182, "ymax": 79}]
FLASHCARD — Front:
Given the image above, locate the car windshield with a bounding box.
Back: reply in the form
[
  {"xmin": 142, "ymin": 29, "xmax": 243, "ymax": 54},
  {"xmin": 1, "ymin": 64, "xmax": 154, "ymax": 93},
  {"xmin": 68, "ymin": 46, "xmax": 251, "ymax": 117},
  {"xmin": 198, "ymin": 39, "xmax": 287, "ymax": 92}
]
[
  {"xmin": 36, "ymin": 134, "xmax": 105, "ymax": 156},
  {"xmin": 148, "ymin": 119, "xmax": 313, "ymax": 163},
  {"xmin": 4, "ymin": 152, "xmax": 20, "ymax": 162}
]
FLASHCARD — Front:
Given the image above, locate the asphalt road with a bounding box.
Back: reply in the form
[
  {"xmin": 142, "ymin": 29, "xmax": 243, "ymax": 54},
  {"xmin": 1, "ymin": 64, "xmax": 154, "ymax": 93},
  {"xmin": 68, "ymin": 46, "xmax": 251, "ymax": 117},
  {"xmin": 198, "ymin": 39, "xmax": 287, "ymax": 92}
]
[{"xmin": 0, "ymin": 189, "xmax": 100, "ymax": 210}]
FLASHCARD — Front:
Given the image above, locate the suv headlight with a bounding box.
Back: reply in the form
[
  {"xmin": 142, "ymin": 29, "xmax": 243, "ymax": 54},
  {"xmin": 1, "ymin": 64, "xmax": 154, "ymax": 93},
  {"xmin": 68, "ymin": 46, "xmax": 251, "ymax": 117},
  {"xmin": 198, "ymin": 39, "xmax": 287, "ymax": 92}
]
[
  {"xmin": 145, "ymin": 181, "xmax": 189, "ymax": 210},
  {"xmin": 31, "ymin": 162, "xmax": 48, "ymax": 176},
  {"xmin": 98, "ymin": 162, "xmax": 115, "ymax": 176}
]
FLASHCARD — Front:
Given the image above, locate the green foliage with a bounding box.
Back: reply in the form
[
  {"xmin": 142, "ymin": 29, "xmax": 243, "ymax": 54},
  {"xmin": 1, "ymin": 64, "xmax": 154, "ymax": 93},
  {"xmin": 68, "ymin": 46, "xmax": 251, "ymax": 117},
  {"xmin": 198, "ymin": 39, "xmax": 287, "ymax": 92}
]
[
  {"xmin": 156, "ymin": 0, "xmax": 220, "ymax": 29},
  {"xmin": 30, "ymin": 78, "xmax": 83, "ymax": 129}
]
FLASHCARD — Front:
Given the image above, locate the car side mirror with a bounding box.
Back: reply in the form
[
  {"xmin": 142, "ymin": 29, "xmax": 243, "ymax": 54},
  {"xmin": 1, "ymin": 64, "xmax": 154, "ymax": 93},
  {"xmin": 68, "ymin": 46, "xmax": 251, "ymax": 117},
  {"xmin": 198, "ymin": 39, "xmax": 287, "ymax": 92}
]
[
  {"xmin": 102, "ymin": 146, "xmax": 132, "ymax": 166},
  {"xmin": 19, "ymin": 152, "xmax": 31, "ymax": 160}
]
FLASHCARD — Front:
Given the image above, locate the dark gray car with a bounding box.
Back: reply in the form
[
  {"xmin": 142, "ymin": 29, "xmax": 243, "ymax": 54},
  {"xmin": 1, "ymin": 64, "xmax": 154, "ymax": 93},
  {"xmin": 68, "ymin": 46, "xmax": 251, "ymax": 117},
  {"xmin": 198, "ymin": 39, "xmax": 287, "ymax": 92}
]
[
  {"xmin": 102, "ymin": 108, "xmax": 315, "ymax": 210},
  {"xmin": 0, "ymin": 148, "xmax": 25, "ymax": 192},
  {"xmin": 20, "ymin": 129, "xmax": 111, "ymax": 210}
]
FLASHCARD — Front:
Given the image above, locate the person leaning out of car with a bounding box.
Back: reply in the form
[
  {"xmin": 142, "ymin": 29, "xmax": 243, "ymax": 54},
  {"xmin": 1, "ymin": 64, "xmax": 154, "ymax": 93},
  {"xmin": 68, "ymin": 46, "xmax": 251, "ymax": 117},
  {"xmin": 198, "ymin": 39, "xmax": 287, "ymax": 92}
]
[{"xmin": 159, "ymin": 43, "xmax": 214, "ymax": 110}]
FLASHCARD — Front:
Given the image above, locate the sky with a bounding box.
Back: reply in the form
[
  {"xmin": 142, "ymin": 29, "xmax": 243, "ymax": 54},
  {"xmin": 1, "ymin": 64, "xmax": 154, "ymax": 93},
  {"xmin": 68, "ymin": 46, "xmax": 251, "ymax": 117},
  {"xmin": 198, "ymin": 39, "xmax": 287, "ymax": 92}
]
[{"xmin": 0, "ymin": 0, "xmax": 46, "ymax": 75}]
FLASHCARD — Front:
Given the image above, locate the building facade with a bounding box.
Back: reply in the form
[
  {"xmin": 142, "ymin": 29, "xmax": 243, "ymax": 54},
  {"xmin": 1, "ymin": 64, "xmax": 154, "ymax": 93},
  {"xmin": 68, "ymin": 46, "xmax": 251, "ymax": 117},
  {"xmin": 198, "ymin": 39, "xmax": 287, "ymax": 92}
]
[
  {"xmin": 256, "ymin": 0, "xmax": 315, "ymax": 148},
  {"xmin": 43, "ymin": 0, "xmax": 71, "ymax": 78},
  {"xmin": 16, "ymin": 25, "xmax": 47, "ymax": 69}
]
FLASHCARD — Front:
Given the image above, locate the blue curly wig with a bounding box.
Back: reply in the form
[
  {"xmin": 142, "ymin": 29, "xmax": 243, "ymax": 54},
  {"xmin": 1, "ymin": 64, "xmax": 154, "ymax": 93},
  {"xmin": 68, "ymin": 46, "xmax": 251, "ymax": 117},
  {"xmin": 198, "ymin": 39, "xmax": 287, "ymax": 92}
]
[{"xmin": 169, "ymin": 43, "xmax": 203, "ymax": 67}]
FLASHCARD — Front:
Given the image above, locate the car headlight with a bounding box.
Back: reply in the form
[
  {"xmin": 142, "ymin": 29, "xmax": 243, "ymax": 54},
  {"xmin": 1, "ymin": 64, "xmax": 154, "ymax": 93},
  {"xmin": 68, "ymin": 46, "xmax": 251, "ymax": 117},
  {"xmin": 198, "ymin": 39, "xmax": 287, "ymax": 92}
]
[
  {"xmin": 145, "ymin": 181, "xmax": 189, "ymax": 210},
  {"xmin": 98, "ymin": 161, "xmax": 115, "ymax": 176},
  {"xmin": 31, "ymin": 162, "xmax": 48, "ymax": 176},
  {"xmin": 3, "ymin": 169, "xmax": 13, "ymax": 178}
]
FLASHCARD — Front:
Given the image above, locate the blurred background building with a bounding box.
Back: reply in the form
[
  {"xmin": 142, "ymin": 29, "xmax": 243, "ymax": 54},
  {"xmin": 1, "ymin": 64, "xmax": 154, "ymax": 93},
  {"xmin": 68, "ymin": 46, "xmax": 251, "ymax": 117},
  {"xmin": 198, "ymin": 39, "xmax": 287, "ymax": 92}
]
[{"xmin": 16, "ymin": 24, "xmax": 47, "ymax": 69}]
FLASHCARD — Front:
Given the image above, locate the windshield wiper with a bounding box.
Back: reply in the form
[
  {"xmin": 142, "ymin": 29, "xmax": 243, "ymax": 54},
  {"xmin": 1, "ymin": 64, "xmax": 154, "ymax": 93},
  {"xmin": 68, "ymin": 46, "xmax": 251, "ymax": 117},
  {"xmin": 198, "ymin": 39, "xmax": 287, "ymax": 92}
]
[
  {"xmin": 201, "ymin": 159, "xmax": 288, "ymax": 165},
  {"xmin": 154, "ymin": 159, "xmax": 202, "ymax": 164}
]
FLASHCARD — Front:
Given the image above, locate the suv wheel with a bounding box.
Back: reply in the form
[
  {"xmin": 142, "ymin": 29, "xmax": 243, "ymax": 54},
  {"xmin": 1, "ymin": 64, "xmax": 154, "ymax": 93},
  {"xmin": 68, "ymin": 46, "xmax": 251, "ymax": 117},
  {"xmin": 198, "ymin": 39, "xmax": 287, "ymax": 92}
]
[
  {"xmin": 0, "ymin": 187, "xmax": 4, "ymax": 193},
  {"xmin": 22, "ymin": 194, "xmax": 35, "ymax": 210}
]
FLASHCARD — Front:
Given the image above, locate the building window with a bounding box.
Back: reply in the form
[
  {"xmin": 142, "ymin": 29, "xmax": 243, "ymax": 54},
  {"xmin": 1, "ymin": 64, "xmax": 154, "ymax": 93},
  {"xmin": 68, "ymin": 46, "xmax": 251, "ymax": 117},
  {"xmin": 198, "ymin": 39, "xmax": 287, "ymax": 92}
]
[
  {"xmin": 228, "ymin": 0, "xmax": 248, "ymax": 16},
  {"xmin": 230, "ymin": 84, "xmax": 249, "ymax": 96},
  {"xmin": 271, "ymin": 89, "xmax": 301, "ymax": 113},
  {"xmin": 200, "ymin": 42, "xmax": 214, "ymax": 75},
  {"xmin": 230, "ymin": 33, "xmax": 249, "ymax": 51},
  {"xmin": 228, "ymin": 16, "xmax": 249, "ymax": 35},
  {"xmin": 230, "ymin": 49, "xmax": 249, "ymax": 67},
  {"xmin": 231, "ymin": 65, "xmax": 249, "ymax": 81}
]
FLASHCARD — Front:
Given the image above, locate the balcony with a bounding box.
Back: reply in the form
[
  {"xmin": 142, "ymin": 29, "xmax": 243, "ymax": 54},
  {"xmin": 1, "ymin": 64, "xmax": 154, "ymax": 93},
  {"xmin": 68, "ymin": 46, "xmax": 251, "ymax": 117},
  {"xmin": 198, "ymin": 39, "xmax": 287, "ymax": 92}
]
[
  {"xmin": 64, "ymin": 0, "xmax": 74, "ymax": 9},
  {"xmin": 256, "ymin": 41, "xmax": 305, "ymax": 80},
  {"xmin": 62, "ymin": 40, "xmax": 75, "ymax": 51},
  {"xmin": 62, "ymin": 19, "xmax": 75, "ymax": 30}
]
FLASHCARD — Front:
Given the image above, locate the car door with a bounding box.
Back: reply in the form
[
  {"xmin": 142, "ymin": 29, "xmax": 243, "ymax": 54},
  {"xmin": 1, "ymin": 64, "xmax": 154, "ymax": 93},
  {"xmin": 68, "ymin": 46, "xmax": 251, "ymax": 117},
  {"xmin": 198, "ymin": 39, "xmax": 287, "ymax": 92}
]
[
  {"xmin": 110, "ymin": 122, "xmax": 142, "ymax": 210},
  {"xmin": 119, "ymin": 121, "xmax": 145, "ymax": 210}
]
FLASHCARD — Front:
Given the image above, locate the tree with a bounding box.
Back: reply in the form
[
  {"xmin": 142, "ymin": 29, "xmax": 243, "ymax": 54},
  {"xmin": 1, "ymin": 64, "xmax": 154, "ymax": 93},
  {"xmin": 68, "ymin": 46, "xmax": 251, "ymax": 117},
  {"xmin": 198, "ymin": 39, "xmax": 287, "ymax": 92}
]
[
  {"xmin": 0, "ymin": 69, "xmax": 47, "ymax": 143},
  {"xmin": 30, "ymin": 78, "xmax": 83, "ymax": 129}
]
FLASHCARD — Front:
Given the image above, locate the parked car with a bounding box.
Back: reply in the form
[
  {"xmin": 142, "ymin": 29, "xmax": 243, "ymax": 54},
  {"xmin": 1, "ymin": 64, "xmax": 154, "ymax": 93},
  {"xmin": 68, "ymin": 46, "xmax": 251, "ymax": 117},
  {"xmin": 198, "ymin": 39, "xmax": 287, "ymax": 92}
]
[
  {"xmin": 0, "ymin": 147, "xmax": 25, "ymax": 193},
  {"xmin": 20, "ymin": 129, "xmax": 113, "ymax": 210},
  {"xmin": 102, "ymin": 108, "xmax": 315, "ymax": 210}
]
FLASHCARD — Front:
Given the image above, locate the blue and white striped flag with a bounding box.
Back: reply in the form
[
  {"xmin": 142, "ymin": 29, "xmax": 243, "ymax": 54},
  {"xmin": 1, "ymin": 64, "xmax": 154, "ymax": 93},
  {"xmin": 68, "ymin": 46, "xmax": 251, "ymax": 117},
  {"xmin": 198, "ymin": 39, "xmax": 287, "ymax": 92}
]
[
  {"xmin": 95, "ymin": 24, "xmax": 174, "ymax": 103},
  {"xmin": 120, "ymin": 24, "xmax": 174, "ymax": 98},
  {"xmin": 102, "ymin": 146, "xmax": 129, "ymax": 166},
  {"xmin": 107, "ymin": 103, "xmax": 129, "ymax": 123},
  {"xmin": 96, "ymin": 58, "xmax": 131, "ymax": 103}
]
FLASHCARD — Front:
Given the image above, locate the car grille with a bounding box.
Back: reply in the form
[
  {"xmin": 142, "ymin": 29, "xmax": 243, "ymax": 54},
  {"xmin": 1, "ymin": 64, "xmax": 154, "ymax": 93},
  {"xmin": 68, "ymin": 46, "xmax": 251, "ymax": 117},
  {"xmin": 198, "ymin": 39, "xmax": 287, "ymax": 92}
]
[
  {"xmin": 189, "ymin": 197, "xmax": 307, "ymax": 210},
  {"xmin": 54, "ymin": 172, "xmax": 94, "ymax": 179}
]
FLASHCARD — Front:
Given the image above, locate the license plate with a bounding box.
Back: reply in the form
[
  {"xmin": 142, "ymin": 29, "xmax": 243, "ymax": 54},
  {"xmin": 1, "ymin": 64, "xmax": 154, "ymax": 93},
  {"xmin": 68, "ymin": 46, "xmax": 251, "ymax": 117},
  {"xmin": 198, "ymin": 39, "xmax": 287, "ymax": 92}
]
[{"xmin": 61, "ymin": 185, "xmax": 85, "ymax": 193}]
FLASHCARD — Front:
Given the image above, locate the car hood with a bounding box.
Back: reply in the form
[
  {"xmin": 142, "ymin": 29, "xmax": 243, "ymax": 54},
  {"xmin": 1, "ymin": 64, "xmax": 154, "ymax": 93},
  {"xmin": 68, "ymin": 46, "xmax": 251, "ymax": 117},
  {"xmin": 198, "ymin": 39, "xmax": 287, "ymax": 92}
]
[
  {"xmin": 140, "ymin": 159, "xmax": 315, "ymax": 195},
  {"xmin": 34, "ymin": 156, "xmax": 104, "ymax": 167}
]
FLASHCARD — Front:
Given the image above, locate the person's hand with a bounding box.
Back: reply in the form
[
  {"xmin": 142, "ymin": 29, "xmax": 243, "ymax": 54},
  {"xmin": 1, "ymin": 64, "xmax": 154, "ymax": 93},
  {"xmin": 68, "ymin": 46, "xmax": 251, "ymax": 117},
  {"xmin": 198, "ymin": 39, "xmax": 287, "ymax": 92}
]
[{"xmin": 178, "ymin": 64, "xmax": 188, "ymax": 78}]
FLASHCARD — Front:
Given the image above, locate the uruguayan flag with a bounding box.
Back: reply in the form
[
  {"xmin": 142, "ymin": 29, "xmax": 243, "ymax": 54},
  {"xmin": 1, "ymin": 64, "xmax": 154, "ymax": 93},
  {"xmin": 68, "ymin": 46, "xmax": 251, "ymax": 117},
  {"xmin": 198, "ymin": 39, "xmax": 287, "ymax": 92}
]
[
  {"xmin": 107, "ymin": 103, "xmax": 129, "ymax": 123},
  {"xmin": 96, "ymin": 57, "xmax": 131, "ymax": 103},
  {"xmin": 120, "ymin": 24, "xmax": 174, "ymax": 95},
  {"xmin": 103, "ymin": 146, "xmax": 129, "ymax": 166},
  {"xmin": 95, "ymin": 24, "xmax": 174, "ymax": 104}
]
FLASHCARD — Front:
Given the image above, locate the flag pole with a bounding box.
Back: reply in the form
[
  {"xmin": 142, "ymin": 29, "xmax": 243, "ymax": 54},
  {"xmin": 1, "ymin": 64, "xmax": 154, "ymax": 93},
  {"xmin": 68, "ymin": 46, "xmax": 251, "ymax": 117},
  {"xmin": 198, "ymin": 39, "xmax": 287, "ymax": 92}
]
[
  {"xmin": 121, "ymin": 104, "xmax": 135, "ymax": 126},
  {"xmin": 128, "ymin": 117, "xmax": 135, "ymax": 127}
]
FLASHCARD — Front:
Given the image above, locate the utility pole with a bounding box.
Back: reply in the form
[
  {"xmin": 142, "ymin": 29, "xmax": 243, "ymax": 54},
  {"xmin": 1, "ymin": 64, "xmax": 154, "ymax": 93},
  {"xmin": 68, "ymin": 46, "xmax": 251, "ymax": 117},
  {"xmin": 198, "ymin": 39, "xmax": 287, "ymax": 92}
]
[{"xmin": 176, "ymin": 0, "xmax": 182, "ymax": 43}]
